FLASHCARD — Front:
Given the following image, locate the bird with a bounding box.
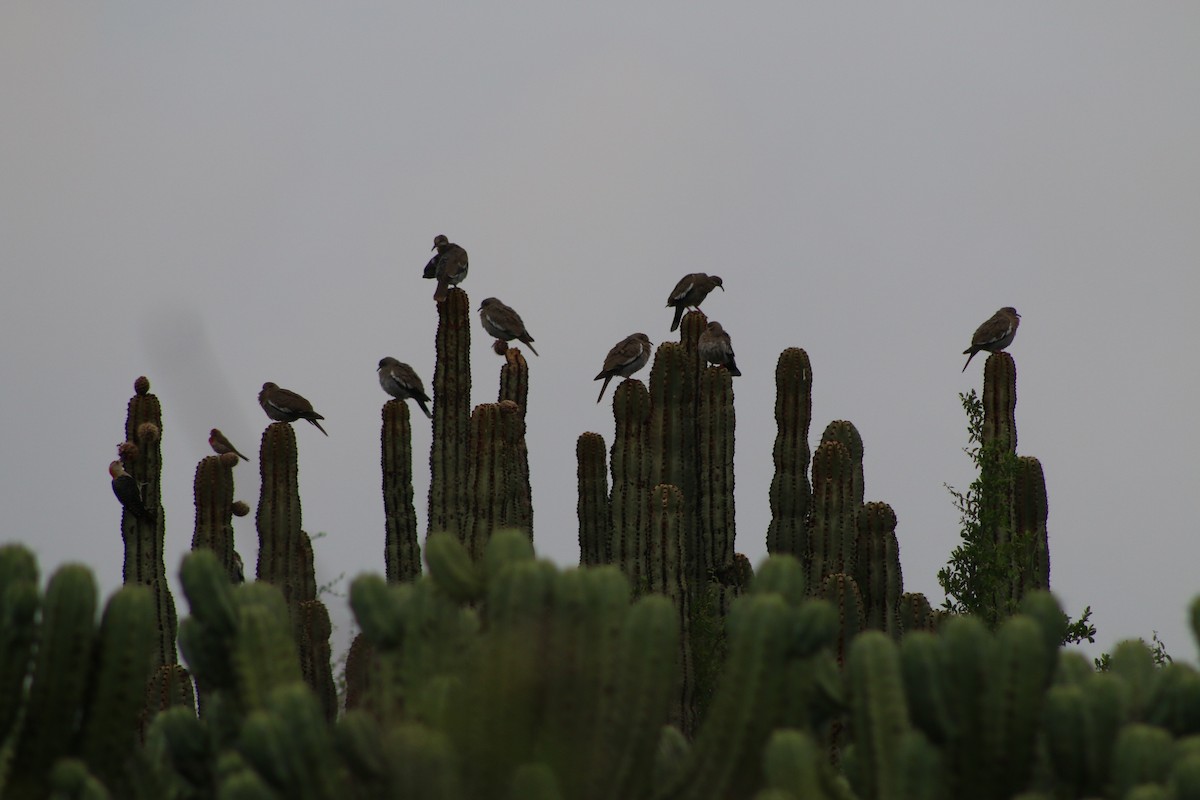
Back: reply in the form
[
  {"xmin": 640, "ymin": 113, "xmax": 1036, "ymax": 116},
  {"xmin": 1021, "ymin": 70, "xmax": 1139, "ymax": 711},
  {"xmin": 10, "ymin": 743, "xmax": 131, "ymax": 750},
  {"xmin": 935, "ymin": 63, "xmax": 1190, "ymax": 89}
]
[
  {"xmin": 377, "ymin": 357, "xmax": 433, "ymax": 419},
  {"xmin": 594, "ymin": 333, "xmax": 653, "ymax": 403},
  {"xmin": 109, "ymin": 461, "xmax": 153, "ymax": 521},
  {"xmin": 478, "ymin": 297, "xmax": 539, "ymax": 356},
  {"xmin": 698, "ymin": 321, "xmax": 742, "ymax": 376},
  {"xmin": 666, "ymin": 273, "xmax": 724, "ymax": 332},
  {"xmin": 429, "ymin": 234, "xmax": 469, "ymax": 302},
  {"xmin": 962, "ymin": 307, "xmax": 1021, "ymax": 372},
  {"xmin": 209, "ymin": 428, "xmax": 249, "ymax": 461},
  {"xmin": 258, "ymin": 382, "xmax": 328, "ymax": 435}
]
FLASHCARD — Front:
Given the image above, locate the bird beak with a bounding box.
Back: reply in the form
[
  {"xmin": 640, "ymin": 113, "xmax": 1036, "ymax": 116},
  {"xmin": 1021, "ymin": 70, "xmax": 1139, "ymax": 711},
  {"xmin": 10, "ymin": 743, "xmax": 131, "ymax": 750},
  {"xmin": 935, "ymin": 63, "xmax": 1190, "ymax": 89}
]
[
  {"xmin": 431, "ymin": 244, "xmax": 438, "ymax": 251},
  {"xmin": 718, "ymin": 285, "xmax": 726, "ymax": 291}
]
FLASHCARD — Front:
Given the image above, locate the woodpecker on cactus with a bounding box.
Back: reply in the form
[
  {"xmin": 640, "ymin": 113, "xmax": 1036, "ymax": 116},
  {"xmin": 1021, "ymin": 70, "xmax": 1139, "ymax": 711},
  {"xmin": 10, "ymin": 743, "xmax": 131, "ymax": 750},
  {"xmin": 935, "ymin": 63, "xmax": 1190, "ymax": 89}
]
[
  {"xmin": 594, "ymin": 333, "xmax": 653, "ymax": 403},
  {"xmin": 109, "ymin": 460, "xmax": 153, "ymax": 521},
  {"xmin": 478, "ymin": 297, "xmax": 539, "ymax": 356},
  {"xmin": 258, "ymin": 382, "xmax": 328, "ymax": 435},
  {"xmin": 377, "ymin": 357, "xmax": 433, "ymax": 419},
  {"xmin": 962, "ymin": 307, "xmax": 1021, "ymax": 372},
  {"xmin": 209, "ymin": 428, "xmax": 250, "ymax": 461}
]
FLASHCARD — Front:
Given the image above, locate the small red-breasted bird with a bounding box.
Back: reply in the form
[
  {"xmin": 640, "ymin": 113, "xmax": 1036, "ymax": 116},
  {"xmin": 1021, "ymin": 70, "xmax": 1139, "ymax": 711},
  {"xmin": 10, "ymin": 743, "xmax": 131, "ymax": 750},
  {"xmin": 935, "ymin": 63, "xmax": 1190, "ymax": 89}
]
[
  {"xmin": 258, "ymin": 382, "xmax": 328, "ymax": 435},
  {"xmin": 667, "ymin": 273, "xmax": 724, "ymax": 332},
  {"xmin": 698, "ymin": 321, "xmax": 742, "ymax": 376},
  {"xmin": 479, "ymin": 297, "xmax": 539, "ymax": 356},
  {"xmin": 209, "ymin": 428, "xmax": 249, "ymax": 461},
  {"xmin": 109, "ymin": 460, "xmax": 153, "ymax": 521},
  {"xmin": 594, "ymin": 333, "xmax": 653, "ymax": 403},
  {"xmin": 962, "ymin": 307, "xmax": 1021, "ymax": 372},
  {"xmin": 429, "ymin": 234, "xmax": 469, "ymax": 302},
  {"xmin": 378, "ymin": 357, "xmax": 433, "ymax": 419}
]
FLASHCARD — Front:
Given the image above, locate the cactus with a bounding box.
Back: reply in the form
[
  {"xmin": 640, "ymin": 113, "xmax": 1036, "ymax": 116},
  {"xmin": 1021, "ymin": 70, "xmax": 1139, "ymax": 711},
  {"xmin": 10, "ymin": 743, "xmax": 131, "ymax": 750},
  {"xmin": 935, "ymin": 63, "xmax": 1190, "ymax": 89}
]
[
  {"xmin": 498, "ymin": 348, "xmax": 534, "ymax": 537},
  {"xmin": 192, "ymin": 454, "xmax": 240, "ymax": 584},
  {"xmin": 820, "ymin": 573, "xmax": 865, "ymax": 669},
  {"xmin": 382, "ymin": 399, "xmax": 421, "ymax": 583},
  {"xmin": 766, "ymin": 348, "xmax": 812, "ymax": 559},
  {"xmin": 609, "ymin": 379, "xmax": 652, "ymax": 589},
  {"xmin": 648, "ymin": 343, "xmax": 696, "ymax": 555},
  {"xmin": 820, "ymin": 421, "xmax": 865, "ymax": 508},
  {"xmin": 981, "ymin": 353, "xmax": 1017, "ymax": 455},
  {"xmin": 1012, "ymin": 455, "xmax": 1050, "ymax": 594},
  {"xmin": 854, "ymin": 502, "xmax": 903, "ymax": 639},
  {"xmin": 255, "ymin": 422, "xmax": 307, "ymax": 605},
  {"xmin": 0, "ymin": 544, "xmax": 39, "ymax": 746},
  {"xmin": 845, "ymin": 632, "xmax": 916, "ymax": 800},
  {"xmin": 428, "ymin": 287, "xmax": 472, "ymax": 541},
  {"xmin": 648, "ymin": 483, "xmax": 695, "ymax": 731},
  {"xmin": 464, "ymin": 401, "xmax": 533, "ymax": 560},
  {"xmin": 696, "ymin": 362, "xmax": 736, "ymax": 590},
  {"xmin": 897, "ymin": 592, "xmax": 935, "ymax": 634},
  {"xmin": 120, "ymin": 376, "xmax": 178, "ymax": 672},
  {"xmin": 808, "ymin": 441, "xmax": 858, "ymax": 587},
  {"xmin": 576, "ymin": 432, "xmax": 612, "ymax": 566}
]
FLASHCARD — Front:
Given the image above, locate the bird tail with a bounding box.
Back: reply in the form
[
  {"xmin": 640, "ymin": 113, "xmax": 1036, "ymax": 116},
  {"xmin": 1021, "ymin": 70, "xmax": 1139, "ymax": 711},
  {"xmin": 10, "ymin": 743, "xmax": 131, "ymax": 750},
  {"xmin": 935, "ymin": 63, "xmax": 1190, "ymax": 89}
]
[
  {"xmin": 670, "ymin": 304, "xmax": 685, "ymax": 332},
  {"xmin": 308, "ymin": 417, "xmax": 329, "ymax": 436},
  {"xmin": 728, "ymin": 359, "xmax": 742, "ymax": 377},
  {"xmin": 434, "ymin": 278, "xmax": 450, "ymax": 303},
  {"xmin": 596, "ymin": 375, "xmax": 614, "ymax": 403},
  {"xmin": 416, "ymin": 399, "xmax": 433, "ymax": 419},
  {"xmin": 961, "ymin": 349, "xmax": 977, "ymax": 372},
  {"xmin": 523, "ymin": 338, "xmax": 539, "ymax": 357}
]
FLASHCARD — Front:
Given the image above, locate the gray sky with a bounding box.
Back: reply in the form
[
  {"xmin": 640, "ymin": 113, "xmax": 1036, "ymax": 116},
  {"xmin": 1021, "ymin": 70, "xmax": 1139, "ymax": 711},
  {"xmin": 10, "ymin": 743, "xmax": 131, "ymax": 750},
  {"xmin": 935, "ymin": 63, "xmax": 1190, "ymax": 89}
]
[{"xmin": 3, "ymin": 3, "xmax": 1198, "ymax": 664}]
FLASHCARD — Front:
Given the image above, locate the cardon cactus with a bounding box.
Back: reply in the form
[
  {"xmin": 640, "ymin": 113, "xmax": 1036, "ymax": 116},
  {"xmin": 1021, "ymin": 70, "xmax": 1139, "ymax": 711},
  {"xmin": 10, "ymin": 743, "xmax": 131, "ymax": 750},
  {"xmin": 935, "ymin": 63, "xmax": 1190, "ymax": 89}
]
[
  {"xmin": 382, "ymin": 399, "xmax": 421, "ymax": 583},
  {"xmin": 428, "ymin": 287, "xmax": 472, "ymax": 541},
  {"xmin": 854, "ymin": 502, "xmax": 903, "ymax": 639},
  {"xmin": 577, "ymin": 432, "xmax": 612, "ymax": 567},
  {"xmin": 766, "ymin": 348, "xmax": 812, "ymax": 559},
  {"xmin": 192, "ymin": 454, "xmax": 239, "ymax": 585},
  {"xmin": 808, "ymin": 441, "xmax": 858, "ymax": 587}
]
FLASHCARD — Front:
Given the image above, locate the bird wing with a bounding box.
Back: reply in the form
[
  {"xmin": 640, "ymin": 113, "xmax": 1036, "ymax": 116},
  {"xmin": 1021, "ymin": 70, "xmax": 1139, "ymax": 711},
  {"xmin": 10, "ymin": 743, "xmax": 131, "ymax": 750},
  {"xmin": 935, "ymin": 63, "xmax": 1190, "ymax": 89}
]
[
  {"xmin": 268, "ymin": 387, "xmax": 313, "ymax": 414},
  {"xmin": 972, "ymin": 313, "xmax": 1014, "ymax": 348},
  {"xmin": 668, "ymin": 274, "xmax": 698, "ymax": 305},
  {"xmin": 438, "ymin": 246, "xmax": 468, "ymax": 280},
  {"xmin": 422, "ymin": 254, "xmax": 439, "ymax": 279},
  {"xmin": 484, "ymin": 307, "xmax": 521, "ymax": 337},
  {"xmin": 603, "ymin": 336, "xmax": 646, "ymax": 373}
]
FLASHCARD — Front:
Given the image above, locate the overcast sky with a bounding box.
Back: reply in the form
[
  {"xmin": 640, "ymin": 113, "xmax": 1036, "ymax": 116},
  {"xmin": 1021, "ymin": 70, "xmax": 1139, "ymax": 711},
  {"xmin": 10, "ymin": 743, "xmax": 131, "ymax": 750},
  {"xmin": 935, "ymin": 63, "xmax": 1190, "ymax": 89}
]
[{"xmin": 3, "ymin": 3, "xmax": 1198, "ymax": 664}]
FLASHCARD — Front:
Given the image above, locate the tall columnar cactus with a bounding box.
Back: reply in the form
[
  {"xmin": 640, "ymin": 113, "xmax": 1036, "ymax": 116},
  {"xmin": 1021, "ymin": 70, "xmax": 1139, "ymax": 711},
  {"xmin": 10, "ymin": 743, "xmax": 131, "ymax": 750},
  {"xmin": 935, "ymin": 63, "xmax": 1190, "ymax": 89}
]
[
  {"xmin": 845, "ymin": 631, "xmax": 920, "ymax": 800},
  {"xmin": 2, "ymin": 565, "xmax": 156, "ymax": 800},
  {"xmin": 820, "ymin": 573, "xmax": 865, "ymax": 668},
  {"xmin": 498, "ymin": 347, "xmax": 534, "ymax": 536},
  {"xmin": 429, "ymin": 287, "xmax": 472, "ymax": 541},
  {"xmin": 192, "ymin": 454, "xmax": 239, "ymax": 585},
  {"xmin": 648, "ymin": 343, "xmax": 696, "ymax": 522},
  {"xmin": 253, "ymin": 420, "xmax": 335, "ymax": 717},
  {"xmin": 648, "ymin": 483, "xmax": 695, "ymax": 732},
  {"xmin": 609, "ymin": 379, "xmax": 652, "ymax": 589},
  {"xmin": 766, "ymin": 348, "xmax": 812, "ymax": 558},
  {"xmin": 808, "ymin": 440, "xmax": 858, "ymax": 586},
  {"xmin": 0, "ymin": 544, "xmax": 39, "ymax": 748},
  {"xmin": 576, "ymin": 432, "xmax": 612, "ymax": 566},
  {"xmin": 1013, "ymin": 455, "xmax": 1050, "ymax": 594},
  {"xmin": 854, "ymin": 502, "xmax": 903, "ymax": 639},
  {"xmin": 696, "ymin": 363, "xmax": 736, "ymax": 587},
  {"xmin": 120, "ymin": 375, "xmax": 178, "ymax": 672},
  {"xmin": 465, "ymin": 401, "xmax": 532, "ymax": 560},
  {"xmin": 382, "ymin": 399, "xmax": 420, "ymax": 583},
  {"xmin": 897, "ymin": 592, "xmax": 935, "ymax": 634},
  {"xmin": 982, "ymin": 353, "xmax": 1017, "ymax": 455},
  {"xmin": 820, "ymin": 421, "xmax": 865, "ymax": 509}
]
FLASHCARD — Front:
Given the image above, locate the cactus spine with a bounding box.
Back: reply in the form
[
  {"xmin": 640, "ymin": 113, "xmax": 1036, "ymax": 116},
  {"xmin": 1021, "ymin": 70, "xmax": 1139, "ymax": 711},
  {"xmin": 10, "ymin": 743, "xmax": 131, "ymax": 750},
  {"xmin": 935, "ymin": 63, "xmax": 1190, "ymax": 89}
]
[
  {"xmin": 576, "ymin": 432, "xmax": 611, "ymax": 566},
  {"xmin": 192, "ymin": 454, "xmax": 239, "ymax": 584}
]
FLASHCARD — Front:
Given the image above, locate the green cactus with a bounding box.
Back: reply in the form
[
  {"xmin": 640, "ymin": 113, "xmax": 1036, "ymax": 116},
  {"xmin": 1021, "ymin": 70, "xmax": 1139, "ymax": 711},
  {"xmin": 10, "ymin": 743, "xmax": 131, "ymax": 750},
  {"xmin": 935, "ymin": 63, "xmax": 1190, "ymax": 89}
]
[
  {"xmin": 897, "ymin": 592, "xmax": 934, "ymax": 634},
  {"xmin": 254, "ymin": 422, "xmax": 307, "ymax": 605},
  {"xmin": 428, "ymin": 287, "xmax": 472, "ymax": 542},
  {"xmin": 981, "ymin": 353, "xmax": 1017, "ymax": 454},
  {"xmin": 120, "ymin": 376, "xmax": 178, "ymax": 672},
  {"xmin": 465, "ymin": 401, "xmax": 532, "ymax": 560},
  {"xmin": 820, "ymin": 573, "xmax": 865, "ymax": 668},
  {"xmin": 0, "ymin": 544, "xmax": 39, "ymax": 746},
  {"xmin": 576, "ymin": 432, "xmax": 612, "ymax": 566},
  {"xmin": 854, "ymin": 502, "xmax": 903, "ymax": 638},
  {"xmin": 766, "ymin": 348, "xmax": 812, "ymax": 559},
  {"xmin": 1112, "ymin": 724, "xmax": 1175, "ymax": 797},
  {"xmin": 845, "ymin": 632, "xmax": 917, "ymax": 800},
  {"xmin": 609, "ymin": 378, "xmax": 652, "ymax": 589},
  {"xmin": 498, "ymin": 348, "xmax": 534, "ymax": 537},
  {"xmin": 6, "ymin": 565, "xmax": 99, "ymax": 798},
  {"xmin": 696, "ymin": 362, "xmax": 736, "ymax": 589},
  {"xmin": 820, "ymin": 421, "xmax": 865, "ymax": 508},
  {"xmin": 808, "ymin": 441, "xmax": 858, "ymax": 587},
  {"xmin": 382, "ymin": 399, "xmax": 421, "ymax": 583},
  {"xmin": 1012, "ymin": 455, "xmax": 1050, "ymax": 594},
  {"xmin": 192, "ymin": 454, "xmax": 240, "ymax": 584},
  {"xmin": 647, "ymin": 484, "xmax": 695, "ymax": 730}
]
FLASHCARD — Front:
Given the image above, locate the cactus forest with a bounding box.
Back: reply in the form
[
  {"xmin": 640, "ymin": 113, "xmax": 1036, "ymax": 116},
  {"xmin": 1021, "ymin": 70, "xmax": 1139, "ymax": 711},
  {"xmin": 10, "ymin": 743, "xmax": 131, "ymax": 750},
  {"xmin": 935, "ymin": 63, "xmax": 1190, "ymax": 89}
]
[{"xmin": 2, "ymin": 287, "xmax": 1197, "ymax": 800}]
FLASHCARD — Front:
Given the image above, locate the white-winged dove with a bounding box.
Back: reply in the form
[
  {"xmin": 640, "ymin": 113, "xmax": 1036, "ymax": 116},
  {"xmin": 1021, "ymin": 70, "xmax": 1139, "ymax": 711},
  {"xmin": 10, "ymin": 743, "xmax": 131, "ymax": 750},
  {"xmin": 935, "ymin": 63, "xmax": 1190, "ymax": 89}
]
[
  {"xmin": 378, "ymin": 357, "xmax": 433, "ymax": 419},
  {"xmin": 109, "ymin": 460, "xmax": 153, "ymax": 521},
  {"xmin": 430, "ymin": 234, "xmax": 469, "ymax": 302},
  {"xmin": 594, "ymin": 333, "xmax": 653, "ymax": 403},
  {"xmin": 698, "ymin": 321, "xmax": 742, "ymax": 376},
  {"xmin": 258, "ymin": 382, "xmax": 328, "ymax": 435},
  {"xmin": 479, "ymin": 297, "xmax": 539, "ymax": 356},
  {"xmin": 667, "ymin": 273, "xmax": 724, "ymax": 332},
  {"xmin": 962, "ymin": 307, "xmax": 1021, "ymax": 372},
  {"xmin": 209, "ymin": 428, "xmax": 250, "ymax": 461}
]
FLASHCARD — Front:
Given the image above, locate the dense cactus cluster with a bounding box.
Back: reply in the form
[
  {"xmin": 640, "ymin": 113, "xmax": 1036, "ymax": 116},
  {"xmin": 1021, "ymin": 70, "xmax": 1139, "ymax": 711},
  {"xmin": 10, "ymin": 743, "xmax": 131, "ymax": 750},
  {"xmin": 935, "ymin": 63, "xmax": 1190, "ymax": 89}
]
[{"xmin": 0, "ymin": 279, "xmax": 1173, "ymax": 799}]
